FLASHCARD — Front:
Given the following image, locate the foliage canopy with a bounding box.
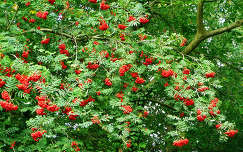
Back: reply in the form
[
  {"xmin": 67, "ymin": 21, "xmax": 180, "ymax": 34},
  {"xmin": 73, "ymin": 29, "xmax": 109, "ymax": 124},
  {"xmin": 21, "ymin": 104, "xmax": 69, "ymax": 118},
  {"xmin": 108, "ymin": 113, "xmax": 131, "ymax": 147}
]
[{"xmin": 0, "ymin": 0, "xmax": 242, "ymax": 151}]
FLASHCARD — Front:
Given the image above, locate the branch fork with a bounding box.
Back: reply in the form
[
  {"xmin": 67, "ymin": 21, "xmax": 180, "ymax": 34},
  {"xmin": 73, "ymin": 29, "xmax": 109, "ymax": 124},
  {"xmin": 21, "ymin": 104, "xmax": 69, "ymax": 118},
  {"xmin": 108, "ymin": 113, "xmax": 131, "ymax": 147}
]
[{"xmin": 183, "ymin": 0, "xmax": 243, "ymax": 54}]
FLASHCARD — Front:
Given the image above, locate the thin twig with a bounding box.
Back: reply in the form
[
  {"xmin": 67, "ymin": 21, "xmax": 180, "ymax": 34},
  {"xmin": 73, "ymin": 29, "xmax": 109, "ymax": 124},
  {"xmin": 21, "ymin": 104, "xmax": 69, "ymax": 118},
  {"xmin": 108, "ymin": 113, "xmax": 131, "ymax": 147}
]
[
  {"xmin": 5, "ymin": 11, "xmax": 9, "ymax": 30},
  {"xmin": 7, "ymin": 7, "xmax": 19, "ymax": 30},
  {"xmin": 73, "ymin": 37, "xmax": 78, "ymax": 61}
]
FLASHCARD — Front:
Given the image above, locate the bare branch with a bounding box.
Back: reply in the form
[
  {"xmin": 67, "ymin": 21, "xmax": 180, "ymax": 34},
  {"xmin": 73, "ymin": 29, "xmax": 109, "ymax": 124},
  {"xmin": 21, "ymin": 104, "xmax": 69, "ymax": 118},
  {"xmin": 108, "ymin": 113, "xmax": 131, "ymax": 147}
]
[
  {"xmin": 206, "ymin": 19, "xmax": 243, "ymax": 37},
  {"xmin": 39, "ymin": 28, "xmax": 73, "ymax": 39},
  {"xmin": 183, "ymin": 0, "xmax": 243, "ymax": 54},
  {"xmin": 6, "ymin": 7, "xmax": 19, "ymax": 30},
  {"xmin": 197, "ymin": 0, "xmax": 206, "ymax": 34},
  {"xmin": 183, "ymin": 19, "xmax": 243, "ymax": 54},
  {"xmin": 183, "ymin": 35, "xmax": 205, "ymax": 54},
  {"xmin": 25, "ymin": 28, "xmax": 108, "ymax": 43}
]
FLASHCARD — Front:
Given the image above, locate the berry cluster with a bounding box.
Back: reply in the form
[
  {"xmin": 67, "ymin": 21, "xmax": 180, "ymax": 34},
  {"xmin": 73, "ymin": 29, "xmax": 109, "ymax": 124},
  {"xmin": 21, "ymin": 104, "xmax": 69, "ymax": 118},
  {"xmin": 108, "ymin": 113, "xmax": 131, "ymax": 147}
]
[
  {"xmin": 36, "ymin": 11, "xmax": 48, "ymax": 20},
  {"xmin": 197, "ymin": 109, "xmax": 207, "ymax": 122},
  {"xmin": 173, "ymin": 139, "xmax": 189, "ymax": 147},
  {"xmin": 31, "ymin": 130, "xmax": 47, "ymax": 142},
  {"xmin": 0, "ymin": 91, "xmax": 18, "ymax": 111},
  {"xmin": 58, "ymin": 43, "xmax": 69, "ymax": 56},
  {"xmin": 80, "ymin": 96, "xmax": 95, "ymax": 107},
  {"xmin": 119, "ymin": 64, "xmax": 132, "ymax": 76},
  {"xmin": 71, "ymin": 141, "xmax": 80, "ymax": 151},
  {"xmin": 35, "ymin": 96, "xmax": 60, "ymax": 115}
]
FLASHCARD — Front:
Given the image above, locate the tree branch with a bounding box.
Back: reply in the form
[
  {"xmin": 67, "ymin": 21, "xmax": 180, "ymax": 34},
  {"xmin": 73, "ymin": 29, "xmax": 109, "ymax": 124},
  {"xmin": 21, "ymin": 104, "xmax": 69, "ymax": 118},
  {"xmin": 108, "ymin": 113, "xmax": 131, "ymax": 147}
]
[
  {"xmin": 39, "ymin": 28, "xmax": 73, "ymax": 39},
  {"xmin": 25, "ymin": 28, "xmax": 108, "ymax": 42},
  {"xmin": 6, "ymin": 7, "xmax": 19, "ymax": 31},
  {"xmin": 197, "ymin": 0, "xmax": 206, "ymax": 34},
  {"xmin": 183, "ymin": 0, "xmax": 243, "ymax": 54},
  {"xmin": 206, "ymin": 19, "xmax": 243, "ymax": 37}
]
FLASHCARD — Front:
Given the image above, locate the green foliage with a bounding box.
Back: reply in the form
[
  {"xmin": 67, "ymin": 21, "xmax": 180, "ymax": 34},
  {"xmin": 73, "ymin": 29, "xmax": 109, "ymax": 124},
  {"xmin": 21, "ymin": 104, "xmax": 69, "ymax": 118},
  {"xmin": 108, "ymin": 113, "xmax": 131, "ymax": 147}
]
[{"xmin": 0, "ymin": 0, "xmax": 242, "ymax": 152}]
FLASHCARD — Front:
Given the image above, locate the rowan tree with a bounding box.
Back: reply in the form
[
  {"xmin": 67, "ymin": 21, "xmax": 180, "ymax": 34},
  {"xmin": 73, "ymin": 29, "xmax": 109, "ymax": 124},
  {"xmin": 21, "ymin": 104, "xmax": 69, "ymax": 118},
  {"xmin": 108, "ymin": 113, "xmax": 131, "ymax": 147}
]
[{"xmin": 0, "ymin": 0, "xmax": 242, "ymax": 151}]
